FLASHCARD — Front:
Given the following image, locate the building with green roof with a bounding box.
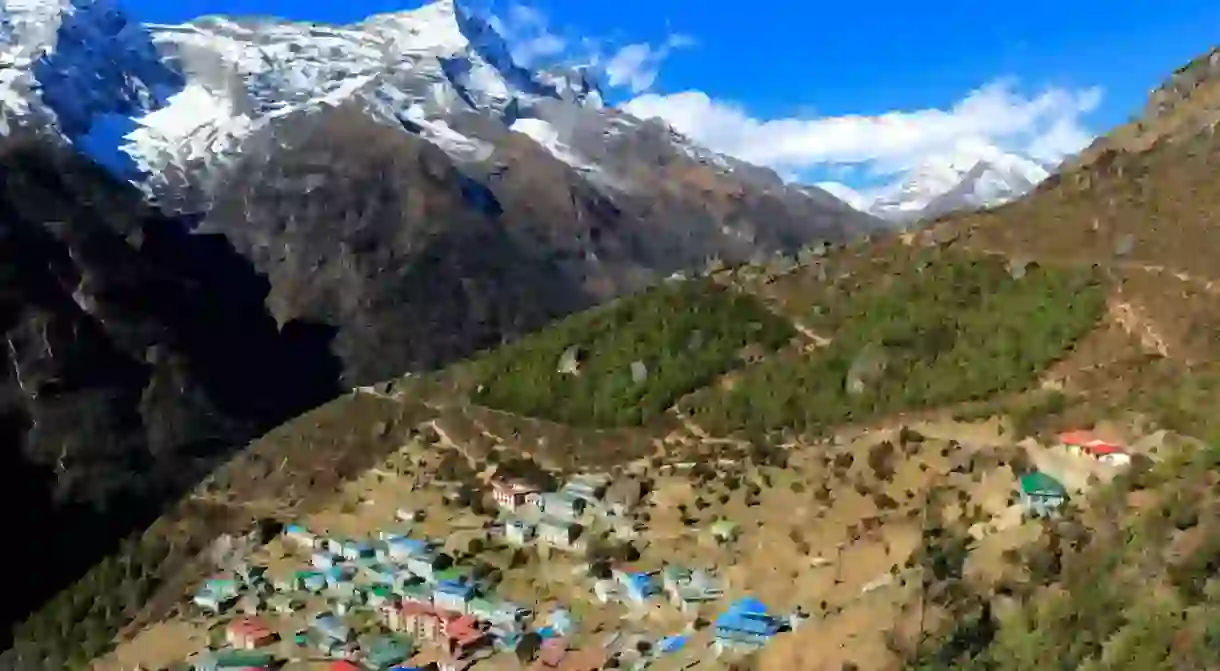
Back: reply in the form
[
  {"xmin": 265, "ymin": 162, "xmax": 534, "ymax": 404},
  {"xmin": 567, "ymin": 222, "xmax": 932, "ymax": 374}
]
[{"xmin": 1018, "ymin": 471, "xmax": 1067, "ymax": 517}]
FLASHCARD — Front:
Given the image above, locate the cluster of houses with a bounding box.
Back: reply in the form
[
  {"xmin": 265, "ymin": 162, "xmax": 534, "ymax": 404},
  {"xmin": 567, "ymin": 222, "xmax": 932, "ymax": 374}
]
[
  {"xmin": 491, "ymin": 472, "xmax": 636, "ymax": 552},
  {"xmin": 175, "ymin": 464, "xmax": 813, "ymax": 670},
  {"xmin": 1015, "ymin": 430, "xmax": 1136, "ymax": 518}
]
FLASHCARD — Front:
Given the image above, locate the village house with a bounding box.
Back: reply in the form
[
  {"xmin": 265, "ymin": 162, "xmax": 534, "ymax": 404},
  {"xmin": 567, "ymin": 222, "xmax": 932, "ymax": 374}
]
[
  {"xmin": 302, "ymin": 571, "xmax": 328, "ymax": 593},
  {"xmin": 192, "ymin": 649, "xmax": 274, "ymax": 671},
  {"xmin": 405, "ymin": 549, "xmax": 453, "ymax": 582},
  {"xmin": 1058, "ymin": 430, "xmax": 1132, "ymax": 466},
  {"xmin": 433, "ymin": 577, "xmax": 478, "ymax": 614},
  {"xmin": 382, "ymin": 536, "xmax": 433, "ymax": 564},
  {"xmin": 712, "ymin": 598, "xmax": 784, "ymax": 652},
  {"xmin": 225, "ymin": 617, "xmax": 276, "ymax": 649},
  {"xmin": 311, "ymin": 612, "xmax": 354, "ymax": 644},
  {"xmin": 386, "ymin": 603, "xmax": 488, "ymax": 659},
  {"xmin": 396, "ymin": 507, "xmax": 426, "ymax": 523},
  {"xmin": 491, "ymin": 478, "xmax": 541, "ymax": 511},
  {"xmin": 537, "ymin": 516, "xmax": 583, "ymax": 550},
  {"xmin": 312, "ymin": 550, "xmax": 340, "ymax": 570},
  {"xmin": 192, "ymin": 577, "xmax": 239, "ymax": 614},
  {"xmin": 537, "ymin": 492, "xmax": 587, "ymax": 520},
  {"xmin": 363, "ymin": 634, "xmax": 414, "ymax": 669},
  {"xmin": 340, "ymin": 539, "xmax": 376, "ymax": 562},
  {"xmin": 613, "ymin": 569, "xmax": 660, "ymax": 605},
  {"xmin": 468, "ymin": 596, "xmax": 529, "ymax": 630},
  {"xmin": 592, "ymin": 579, "xmax": 620, "ymax": 604},
  {"xmin": 662, "ymin": 566, "xmax": 724, "ymax": 614},
  {"xmin": 1018, "ymin": 471, "xmax": 1068, "ymax": 517},
  {"xmin": 367, "ymin": 585, "xmax": 399, "ymax": 609},
  {"xmin": 359, "ymin": 563, "xmax": 399, "ymax": 586},
  {"xmin": 561, "ymin": 474, "xmax": 610, "ymax": 503},
  {"xmin": 399, "ymin": 580, "xmax": 434, "ymax": 605},
  {"xmin": 505, "ymin": 517, "xmax": 538, "ymax": 546}
]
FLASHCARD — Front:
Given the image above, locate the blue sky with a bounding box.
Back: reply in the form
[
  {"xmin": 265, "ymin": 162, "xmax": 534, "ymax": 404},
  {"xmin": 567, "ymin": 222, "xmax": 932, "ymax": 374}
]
[{"xmin": 115, "ymin": 0, "xmax": 1220, "ymax": 189}]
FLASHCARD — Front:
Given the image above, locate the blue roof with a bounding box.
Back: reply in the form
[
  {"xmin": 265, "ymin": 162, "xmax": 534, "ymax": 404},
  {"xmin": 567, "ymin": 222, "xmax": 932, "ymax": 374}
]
[
  {"xmin": 715, "ymin": 598, "xmax": 782, "ymax": 638},
  {"xmin": 286, "ymin": 523, "xmax": 307, "ymax": 533},
  {"xmin": 389, "ymin": 537, "xmax": 430, "ymax": 554},
  {"xmin": 659, "ymin": 635, "xmax": 689, "ymax": 654},
  {"xmin": 537, "ymin": 626, "xmax": 558, "ymax": 639},
  {"xmin": 624, "ymin": 572, "xmax": 659, "ymax": 596},
  {"xmin": 435, "ymin": 579, "xmax": 475, "ymax": 595}
]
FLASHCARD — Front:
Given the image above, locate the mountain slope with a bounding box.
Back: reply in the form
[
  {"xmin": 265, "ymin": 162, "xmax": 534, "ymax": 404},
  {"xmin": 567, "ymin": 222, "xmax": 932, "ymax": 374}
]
[
  {"xmin": 0, "ymin": 134, "xmax": 342, "ymax": 647},
  {"xmin": 0, "ymin": 0, "xmax": 882, "ymax": 647},
  {"xmin": 16, "ymin": 42, "xmax": 1220, "ymax": 671}
]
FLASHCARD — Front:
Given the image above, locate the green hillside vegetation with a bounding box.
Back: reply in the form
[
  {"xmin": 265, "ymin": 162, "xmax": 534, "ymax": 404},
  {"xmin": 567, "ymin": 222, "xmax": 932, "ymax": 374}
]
[
  {"xmin": 912, "ymin": 442, "xmax": 1220, "ymax": 670},
  {"xmin": 684, "ymin": 253, "xmax": 1107, "ymax": 435},
  {"xmin": 470, "ymin": 278, "xmax": 794, "ymax": 426},
  {"xmin": 10, "ymin": 534, "xmax": 172, "ymax": 670}
]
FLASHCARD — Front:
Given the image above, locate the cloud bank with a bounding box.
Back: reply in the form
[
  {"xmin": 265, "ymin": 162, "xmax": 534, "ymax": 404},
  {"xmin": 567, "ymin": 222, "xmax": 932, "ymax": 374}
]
[
  {"xmin": 622, "ymin": 81, "xmax": 1103, "ymax": 180},
  {"xmin": 491, "ymin": 3, "xmax": 1104, "ymax": 186}
]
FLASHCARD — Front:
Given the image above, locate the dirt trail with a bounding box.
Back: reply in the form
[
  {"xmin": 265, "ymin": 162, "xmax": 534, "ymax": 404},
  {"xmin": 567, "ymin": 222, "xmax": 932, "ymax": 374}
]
[{"xmin": 1107, "ymin": 298, "xmax": 1171, "ymax": 358}]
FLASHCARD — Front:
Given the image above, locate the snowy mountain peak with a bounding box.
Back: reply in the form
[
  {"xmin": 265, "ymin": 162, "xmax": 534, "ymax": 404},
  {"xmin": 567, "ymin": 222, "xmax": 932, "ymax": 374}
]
[
  {"xmin": 821, "ymin": 143, "xmax": 1051, "ymax": 222},
  {"xmin": 0, "ymin": 0, "xmax": 616, "ymax": 208}
]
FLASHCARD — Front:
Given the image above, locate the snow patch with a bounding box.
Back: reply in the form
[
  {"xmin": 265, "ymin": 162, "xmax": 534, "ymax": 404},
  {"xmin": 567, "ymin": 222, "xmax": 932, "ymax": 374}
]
[{"xmin": 510, "ymin": 117, "xmax": 592, "ymax": 170}]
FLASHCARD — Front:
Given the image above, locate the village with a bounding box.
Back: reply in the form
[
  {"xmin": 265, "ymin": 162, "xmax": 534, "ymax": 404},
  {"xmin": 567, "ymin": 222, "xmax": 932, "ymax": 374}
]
[{"xmin": 102, "ymin": 418, "xmax": 1151, "ymax": 671}]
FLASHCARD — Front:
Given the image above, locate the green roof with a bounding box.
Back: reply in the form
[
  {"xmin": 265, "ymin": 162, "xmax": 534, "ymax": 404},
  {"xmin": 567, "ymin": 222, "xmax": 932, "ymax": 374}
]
[
  {"xmin": 1020, "ymin": 471, "xmax": 1067, "ymax": 497},
  {"xmin": 435, "ymin": 566, "xmax": 473, "ymax": 582}
]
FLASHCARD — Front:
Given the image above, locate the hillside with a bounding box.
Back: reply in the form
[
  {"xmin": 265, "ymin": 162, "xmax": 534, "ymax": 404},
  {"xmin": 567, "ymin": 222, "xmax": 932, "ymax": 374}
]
[
  {"xmin": 13, "ymin": 42, "xmax": 1220, "ymax": 671},
  {"xmin": 0, "ymin": 0, "xmax": 882, "ymax": 642}
]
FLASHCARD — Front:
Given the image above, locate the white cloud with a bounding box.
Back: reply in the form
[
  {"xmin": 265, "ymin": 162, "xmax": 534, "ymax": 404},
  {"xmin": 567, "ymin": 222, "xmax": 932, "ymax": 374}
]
[
  {"xmin": 488, "ymin": 2, "xmax": 693, "ymax": 93},
  {"xmin": 489, "ymin": 2, "xmax": 567, "ymax": 66},
  {"xmin": 603, "ymin": 34, "xmax": 696, "ymax": 94},
  {"xmin": 622, "ymin": 79, "xmax": 1104, "ymax": 178}
]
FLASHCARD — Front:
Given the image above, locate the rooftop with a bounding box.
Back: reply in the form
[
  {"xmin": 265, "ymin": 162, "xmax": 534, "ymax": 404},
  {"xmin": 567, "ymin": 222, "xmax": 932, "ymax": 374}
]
[{"xmin": 1020, "ymin": 471, "xmax": 1067, "ymax": 496}]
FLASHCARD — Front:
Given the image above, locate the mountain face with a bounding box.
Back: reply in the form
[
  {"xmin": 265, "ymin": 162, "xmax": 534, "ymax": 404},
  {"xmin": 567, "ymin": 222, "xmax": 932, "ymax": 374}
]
[
  {"xmin": 0, "ymin": 0, "xmax": 882, "ymax": 639},
  {"xmin": 0, "ymin": 0, "xmax": 882, "ymax": 384},
  {"xmin": 818, "ymin": 144, "xmax": 1051, "ymax": 223},
  {"xmin": 0, "ymin": 134, "xmax": 344, "ymax": 644}
]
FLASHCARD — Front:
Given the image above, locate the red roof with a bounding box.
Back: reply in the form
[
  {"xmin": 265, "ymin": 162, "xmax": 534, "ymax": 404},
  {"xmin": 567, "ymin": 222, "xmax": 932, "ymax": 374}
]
[
  {"xmin": 1084, "ymin": 441, "xmax": 1125, "ymax": 455},
  {"xmin": 328, "ymin": 662, "xmax": 360, "ymax": 671},
  {"xmin": 492, "ymin": 479, "xmax": 540, "ymax": 495},
  {"xmin": 227, "ymin": 617, "xmax": 273, "ymax": 638},
  {"xmin": 1058, "ymin": 430, "xmax": 1098, "ymax": 446},
  {"xmin": 400, "ymin": 601, "xmax": 435, "ymax": 617}
]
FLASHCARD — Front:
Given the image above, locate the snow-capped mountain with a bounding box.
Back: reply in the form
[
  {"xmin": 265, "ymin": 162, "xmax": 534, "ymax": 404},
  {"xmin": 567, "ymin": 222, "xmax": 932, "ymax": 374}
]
[
  {"xmin": 818, "ymin": 145, "xmax": 1051, "ymax": 223},
  {"xmin": 0, "ymin": 0, "xmax": 882, "ymax": 233},
  {"xmin": 0, "ymin": 0, "xmax": 883, "ymax": 383}
]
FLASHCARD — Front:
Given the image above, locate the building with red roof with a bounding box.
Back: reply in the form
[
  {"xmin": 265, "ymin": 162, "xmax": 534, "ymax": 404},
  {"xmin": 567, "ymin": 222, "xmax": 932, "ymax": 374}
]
[
  {"xmin": 1057, "ymin": 430, "xmax": 1131, "ymax": 465},
  {"xmin": 382, "ymin": 602, "xmax": 488, "ymax": 658},
  {"xmin": 491, "ymin": 478, "xmax": 541, "ymax": 511},
  {"xmin": 224, "ymin": 617, "xmax": 276, "ymax": 649}
]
